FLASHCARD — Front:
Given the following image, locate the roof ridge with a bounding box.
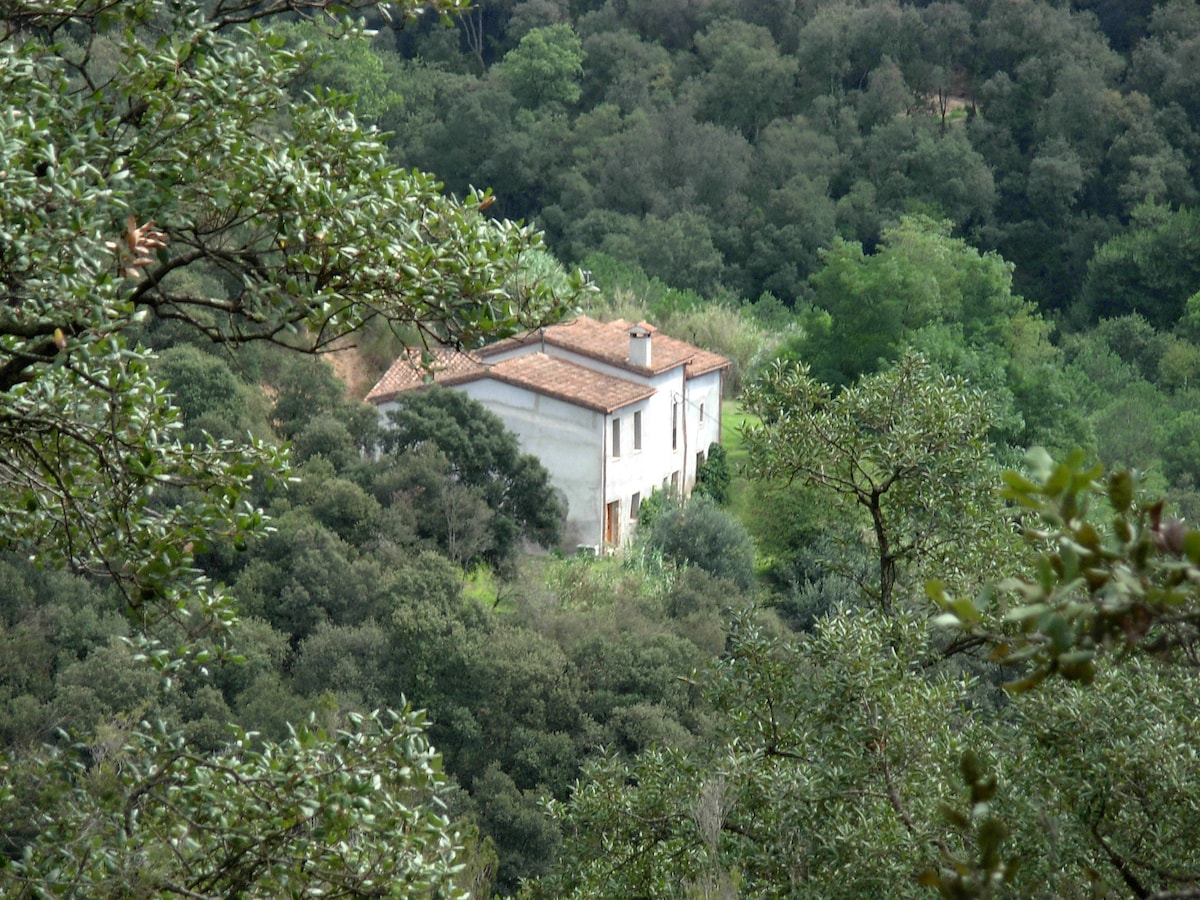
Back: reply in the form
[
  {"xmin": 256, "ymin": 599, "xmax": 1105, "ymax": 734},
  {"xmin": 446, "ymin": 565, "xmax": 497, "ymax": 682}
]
[{"xmin": 365, "ymin": 316, "xmax": 730, "ymax": 406}]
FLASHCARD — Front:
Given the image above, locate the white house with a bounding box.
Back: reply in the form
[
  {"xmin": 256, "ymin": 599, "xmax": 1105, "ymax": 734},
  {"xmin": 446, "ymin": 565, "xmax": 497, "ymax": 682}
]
[{"xmin": 365, "ymin": 316, "xmax": 731, "ymax": 550}]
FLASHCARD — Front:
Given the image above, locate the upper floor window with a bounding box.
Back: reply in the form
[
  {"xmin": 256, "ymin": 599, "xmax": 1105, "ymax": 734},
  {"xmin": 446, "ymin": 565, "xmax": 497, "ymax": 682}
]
[
  {"xmin": 634, "ymin": 410, "xmax": 642, "ymax": 450},
  {"xmin": 672, "ymin": 400, "xmax": 678, "ymax": 450},
  {"xmin": 699, "ymin": 402, "xmax": 705, "ymax": 424},
  {"xmin": 612, "ymin": 418, "xmax": 621, "ymax": 458}
]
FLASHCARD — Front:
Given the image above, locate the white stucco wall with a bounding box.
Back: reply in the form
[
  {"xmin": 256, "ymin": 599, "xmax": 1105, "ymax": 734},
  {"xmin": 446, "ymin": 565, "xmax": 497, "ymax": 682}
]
[
  {"xmin": 683, "ymin": 369, "xmax": 724, "ymax": 490},
  {"xmin": 374, "ymin": 360, "xmax": 727, "ymax": 551},
  {"xmin": 456, "ymin": 379, "xmax": 606, "ymax": 549},
  {"xmin": 603, "ymin": 367, "xmax": 694, "ymax": 545}
]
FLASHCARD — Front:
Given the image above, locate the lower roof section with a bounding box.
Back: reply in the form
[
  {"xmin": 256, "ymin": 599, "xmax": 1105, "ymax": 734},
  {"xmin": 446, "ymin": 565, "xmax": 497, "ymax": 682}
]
[{"xmin": 366, "ymin": 346, "xmax": 655, "ymax": 414}]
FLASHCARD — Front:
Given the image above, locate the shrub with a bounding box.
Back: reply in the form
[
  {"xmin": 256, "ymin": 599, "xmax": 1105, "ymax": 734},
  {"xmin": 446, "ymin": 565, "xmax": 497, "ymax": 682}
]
[
  {"xmin": 693, "ymin": 442, "xmax": 732, "ymax": 505},
  {"xmin": 641, "ymin": 494, "xmax": 755, "ymax": 591}
]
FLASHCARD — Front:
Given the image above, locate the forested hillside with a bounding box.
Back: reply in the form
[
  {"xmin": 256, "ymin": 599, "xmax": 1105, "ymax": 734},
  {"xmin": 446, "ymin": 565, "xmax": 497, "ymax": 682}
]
[
  {"xmin": 5, "ymin": 1, "xmax": 1200, "ymax": 898},
  {"xmin": 331, "ymin": 0, "xmax": 1197, "ymax": 319},
  {"xmin": 317, "ymin": 0, "xmax": 1200, "ymax": 507}
]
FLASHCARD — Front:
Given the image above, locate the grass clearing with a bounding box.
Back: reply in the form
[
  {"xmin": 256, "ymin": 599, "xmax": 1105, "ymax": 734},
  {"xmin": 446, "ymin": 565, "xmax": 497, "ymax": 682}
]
[
  {"xmin": 721, "ymin": 400, "xmax": 755, "ymax": 466},
  {"xmin": 464, "ymin": 565, "xmax": 506, "ymax": 610},
  {"xmin": 721, "ymin": 399, "xmax": 760, "ymax": 527}
]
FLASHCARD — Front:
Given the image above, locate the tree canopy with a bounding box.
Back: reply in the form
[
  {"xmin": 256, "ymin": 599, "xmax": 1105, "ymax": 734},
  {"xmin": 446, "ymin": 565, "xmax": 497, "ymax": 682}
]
[
  {"xmin": 0, "ymin": 0, "xmax": 587, "ymax": 892},
  {"xmin": 382, "ymin": 386, "xmax": 566, "ymax": 568},
  {"xmin": 0, "ymin": 0, "xmax": 586, "ymax": 642},
  {"xmin": 742, "ymin": 351, "xmax": 1002, "ymax": 612}
]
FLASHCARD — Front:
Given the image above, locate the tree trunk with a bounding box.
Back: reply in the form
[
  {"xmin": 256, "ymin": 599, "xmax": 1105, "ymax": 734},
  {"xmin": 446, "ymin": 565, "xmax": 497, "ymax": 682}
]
[{"xmin": 869, "ymin": 492, "xmax": 895, "ymax": 615}]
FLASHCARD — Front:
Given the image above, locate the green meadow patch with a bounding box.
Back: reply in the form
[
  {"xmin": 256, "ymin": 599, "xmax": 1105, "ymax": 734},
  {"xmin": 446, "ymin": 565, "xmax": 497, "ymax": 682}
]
[{"xmin": 721, "ymin": 399, "xmax": 759, "ymax": 524}]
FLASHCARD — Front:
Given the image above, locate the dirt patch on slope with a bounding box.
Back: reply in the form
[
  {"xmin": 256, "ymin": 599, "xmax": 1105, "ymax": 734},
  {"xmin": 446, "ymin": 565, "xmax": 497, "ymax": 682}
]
[{"xmin": 325, "ymin": 342, "xmax": 379, "ymax": 402}]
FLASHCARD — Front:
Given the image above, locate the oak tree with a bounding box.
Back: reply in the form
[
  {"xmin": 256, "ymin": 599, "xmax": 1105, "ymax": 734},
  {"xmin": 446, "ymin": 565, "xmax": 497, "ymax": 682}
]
[{"xmin": 0, "ymin": 0, "xmax": 585, "ymax": 644}]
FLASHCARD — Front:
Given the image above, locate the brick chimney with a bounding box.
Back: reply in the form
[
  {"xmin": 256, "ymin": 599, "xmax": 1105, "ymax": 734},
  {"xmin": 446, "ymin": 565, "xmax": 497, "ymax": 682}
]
[{"xmin": 628, "ymin": 324, "xmax": 652, "ymax": 368}]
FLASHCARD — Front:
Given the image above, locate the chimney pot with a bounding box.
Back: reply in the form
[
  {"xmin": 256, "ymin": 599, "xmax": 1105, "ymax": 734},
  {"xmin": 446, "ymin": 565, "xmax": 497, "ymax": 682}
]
[{"xmin": 628, "ymin": 325, "xmax": 652, "ymax": 368}]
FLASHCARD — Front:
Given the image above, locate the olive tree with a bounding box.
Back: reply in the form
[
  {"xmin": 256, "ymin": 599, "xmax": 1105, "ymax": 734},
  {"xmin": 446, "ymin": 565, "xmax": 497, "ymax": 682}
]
[{"xmin": 742, "ymin": 351, "xmax": 1004, "ymax": 613}]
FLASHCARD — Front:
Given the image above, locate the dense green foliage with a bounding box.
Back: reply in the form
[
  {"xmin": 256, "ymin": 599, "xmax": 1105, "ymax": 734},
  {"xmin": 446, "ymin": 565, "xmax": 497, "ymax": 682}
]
[
  {"xmin": 381, "ymin": 387, "xmax": 566, "ymax": 570},
  {"xmin": 640, "ymin": 493, "xmax": 755, "ymax": 590},
  {"xmin": 743, "ymin": 350, "xmax": 1007, "ymax": 611},
  {"xmin": 0, "ymin": 0, "xmax": 589, "ymax": 892},
  {"xmin": 0, "ymin": 0, "xmax": 585, "ymax": 646},
  {"xmin": 8, "ymin": 0, "xmax": 1200, "ymax": 897},
  {"xmin": 348, "ymin": 0, "xmax": 1200, "ymax": 324},
  {"xmin": 692, "ymin": 441, "xmax": 732, "ymax": 505},
  {"xmin": 525, "ymin": 610, "xmax": 992, "ymax": 899},
  {"xmin": 2, "ymin": 710, "xmax": 461, "ymax": 898},
  {"xmin": 527, "ymin": 449, "xmax": 1200, "ymax": 899}
]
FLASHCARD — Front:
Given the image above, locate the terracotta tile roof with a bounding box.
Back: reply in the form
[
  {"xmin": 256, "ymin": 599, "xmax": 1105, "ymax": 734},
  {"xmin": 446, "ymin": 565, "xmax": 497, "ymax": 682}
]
[
  {"xmin": 365, "ymin": 347, "xmax": 653, "ymax": 413},
  {"xmin": 487, "ymin": 353, "xmax": 655, "ymax": 413},
  {"xmin": 365, "ymin": 316, "xmax": 729, "ymax": 408},
  {"xmin": 480, "ymin": 316, "xmax": 731, "ymax": 379},
  {"xmin": 364, "ymin": 347, "xmax": 485, "ymax": 405}
]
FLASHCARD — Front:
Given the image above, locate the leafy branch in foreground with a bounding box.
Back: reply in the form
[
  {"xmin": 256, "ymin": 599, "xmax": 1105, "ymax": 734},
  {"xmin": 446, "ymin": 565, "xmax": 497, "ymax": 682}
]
[
  {"xmin": 0, "ymin": 708, "xmax": 464, "ymax": 898},
  {"xmin": 919, "ymin": 751, "xmax": 1018, "ymax": 899},
  {"xmin": 1, "ymin": 0, "xmax": 588, "ymax": 639},
  {"xmin": 925, "ymin": 452, "xmax": 1200, "ymax": 897},
  {"xmin": 929, "ymin": 448, "xmax": 1200, "ymax": 691}
]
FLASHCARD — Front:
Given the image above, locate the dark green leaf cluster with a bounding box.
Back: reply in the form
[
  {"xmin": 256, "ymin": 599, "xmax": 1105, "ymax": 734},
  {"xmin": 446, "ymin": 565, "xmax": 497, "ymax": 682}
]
[
  {"xmin": 1, "ymin": 709, "xmax": 462, "ymax": 898},
  {"xmin": 382, "ymin": 386, "xmax": 566, "ymax": 570},
  {"xmin": 919, "ymin": 751, "xmax": 1018, "ymax": 899}
]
